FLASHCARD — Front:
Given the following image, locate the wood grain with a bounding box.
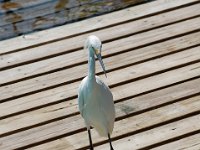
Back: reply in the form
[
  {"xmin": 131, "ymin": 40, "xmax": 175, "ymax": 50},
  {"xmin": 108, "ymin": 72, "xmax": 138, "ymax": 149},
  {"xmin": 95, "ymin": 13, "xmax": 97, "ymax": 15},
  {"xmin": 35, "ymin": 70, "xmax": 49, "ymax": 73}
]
[
  {"xmin": 95, "ymin": 114, "xmax": 200, "ymax": 150},
  {"xmin": 0, "ymin": 0, "xmax": 199, "ymax": 149},
  {"xmin": 0, "ymin": 0, "xmax": 198, "ymax": 54},
  {"xmin": 0, "ymin": 62, "xmax": 199, "ymax": 149},
  {"xmin": 28, "ymin": 96, "xmax": 200, "ymax": 150},
  {"xmin": 0, "ymin": 47, "xmax": 199, "ymax": 135},
  {"xmin": 1, "ymin": 3, "xmax": 200, "ymax": 70},
  {"xmin": 0, "ymin": 17, "xmax": 199, "ymax": 87},
  {"xmin": 152, "ymin": 133, "xmax": 200, "ymax": 150}
]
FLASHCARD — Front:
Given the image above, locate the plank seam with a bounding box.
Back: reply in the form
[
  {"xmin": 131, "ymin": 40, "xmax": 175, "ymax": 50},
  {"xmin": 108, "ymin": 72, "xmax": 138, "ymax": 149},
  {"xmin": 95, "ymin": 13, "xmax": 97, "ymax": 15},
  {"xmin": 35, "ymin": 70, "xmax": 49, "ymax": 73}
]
[
  {"xmin": 109, "ymin": 59, "xmax": 200, "ymax": 89},
  {"xmin": 115, "ymin": 76, "xmax": 200, "ymax": 104},
  {"xmin": 138, "ymin": 130, "xmax": 200, "ymax": 150},
  {"xmin": 0, "ymin": 0, "xmax": 199, "ymax": 55},
  {"xmin": 14, "ymin": 105, "xmax": 200, "ymax": 150},
  {"xmin": 1, "ymin": 76, "xmax": 200, "ymax": 122},
  {"xmin": 0, "ymin": 46, "xmax": 199, "ymax": 104},
  {"xmin": 1, "ymin": 91, "xmax": 199, "ymax": 139},
  {"xmin": 1, "ymin": 28, "xmax": 200, "ymax": 88},
  {"xmin": 81, "ymin": 111, "xmax": 200, "ymax": 150},
  {"xmin": 0, "ymin": 13, "xmax": 200, "ymax": 71}
]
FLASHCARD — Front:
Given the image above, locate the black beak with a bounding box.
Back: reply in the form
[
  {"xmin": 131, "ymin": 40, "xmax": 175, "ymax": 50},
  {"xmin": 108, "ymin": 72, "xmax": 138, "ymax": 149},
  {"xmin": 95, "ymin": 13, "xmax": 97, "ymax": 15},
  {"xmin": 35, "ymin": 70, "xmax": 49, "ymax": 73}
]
[{"xmin": 96, "ymin": 53, "xmax": 107, "ymax": 78}]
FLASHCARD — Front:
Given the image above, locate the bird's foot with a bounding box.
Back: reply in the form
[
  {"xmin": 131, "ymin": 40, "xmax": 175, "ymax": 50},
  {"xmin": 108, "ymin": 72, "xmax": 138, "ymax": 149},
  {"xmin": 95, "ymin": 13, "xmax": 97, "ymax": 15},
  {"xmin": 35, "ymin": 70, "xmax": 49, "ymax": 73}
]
[{"xmin": 110, "ymin": 146, "xmax": 114, "ymax": 150}]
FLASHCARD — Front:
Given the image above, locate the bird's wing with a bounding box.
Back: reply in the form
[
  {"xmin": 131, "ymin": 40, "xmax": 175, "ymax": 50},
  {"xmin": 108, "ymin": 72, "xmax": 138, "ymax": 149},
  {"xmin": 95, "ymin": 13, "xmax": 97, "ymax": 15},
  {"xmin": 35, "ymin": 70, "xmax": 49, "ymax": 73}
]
[
  {"xmin": 78, "ymin": 85, "xmax": 84, "ymax": 116},
  {"xmin": 95, "ymin": 76, "xmax": 115, "ymax": 134},
  {"xmin": 95, "ymin": 76, "xmax": 111, "ymax": 92},
  {"xmin": 78, "ymin": 77, "xmax": 87, "ymax": 117}
]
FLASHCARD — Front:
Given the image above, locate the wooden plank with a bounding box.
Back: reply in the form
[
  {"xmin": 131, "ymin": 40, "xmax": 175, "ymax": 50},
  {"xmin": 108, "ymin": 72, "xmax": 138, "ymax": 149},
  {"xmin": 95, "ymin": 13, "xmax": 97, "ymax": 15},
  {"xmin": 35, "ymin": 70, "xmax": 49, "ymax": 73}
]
[
  {"xmin": 0, "ymin": 31, "xmax": 199, "ymax": 102},
  {"xmin": 1, "ymin": 36, "xmax": 198, "ymax": 106},
  {"xmin": 95, "ymin": 115, "xmax": 200, "ymax": 150},
  {"xmin": 182, "ymin": 144, "xmax": 200, "ymax": 150},
  {"xmin": 111, "ymin": 62, "xmax": 200, "ymax": 101},
  {"xmin": 1, "ymin": 66, "xmax": 199, "ymax": 122},
  {"xmin": 22, "ymin": 108, "xmax": 200, "ymax": 150},
  {"xmin": 0, "ymin": 17, "xmax": 199, "ymax": 87},
  {"xmin": 0, "ymin": 35, "xmax": 199, "ymax": 101},
  {"xmin": 1, "ymin": 75, "xmax": 200, "ymax": 122},
  {"xmin": 27, "ymin": 95, "xmax": 200, "ymax": 150},
  {"xmin": 152, "ymin": 133, "xmax": 200, "ymax": 150},
  {"xmin": 0, "ymin": 73, "xmax": 199, "ymax": 136},
  {"xmin": 1, "ymin": 3, "xmax": 200, "ymax": 70},
  {"xmin": 0, "ymin": 0, "xmax": 197, "ymax": 41},
  {"xmin": 0, "ymin": 0, "xmax": 197, "ymax": 54},
  {"xmin": 0, "ymin": 47, "xmax": 199, "ymax": 135},
  {"xmin": 0, "ymin": 41, "xmax": 199, "ymax": 117},
  {"xmin": 0, "ymin": 62, "xmax": 199, "ymax": 149}
]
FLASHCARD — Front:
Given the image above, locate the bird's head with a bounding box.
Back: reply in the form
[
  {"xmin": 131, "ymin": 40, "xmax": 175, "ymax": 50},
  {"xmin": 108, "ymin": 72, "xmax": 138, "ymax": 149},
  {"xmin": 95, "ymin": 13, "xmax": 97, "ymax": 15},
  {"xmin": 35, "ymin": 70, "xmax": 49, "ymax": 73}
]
[{"xmin": 85, "ymin": 35, "xmax": 107, "ymax": 77}]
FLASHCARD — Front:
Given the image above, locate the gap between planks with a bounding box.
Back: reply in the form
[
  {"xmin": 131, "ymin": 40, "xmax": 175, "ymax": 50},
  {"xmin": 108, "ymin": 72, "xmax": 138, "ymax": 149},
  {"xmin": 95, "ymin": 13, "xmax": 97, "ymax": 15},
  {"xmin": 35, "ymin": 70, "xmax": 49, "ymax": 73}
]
[
  {"xmin": 0, "ymin": 3, "xmax": 200, "ymax": 71},
  {"xmin": 0, "ymin": 34, "xmax": 199, "ymax": 117},
  {"xmin": 0, "ymin": 78, "xmax": 200, "ymax": 138},
  {"xmin": 0, "ymin": 16, "xmax": 200, "ymax": 88},
  {"xmin": 0, "ymin": 0, "xmax": 198, "ymax": 54},
  {"xmin": 0, "ymin": 39, "xmax": 200, "ymax": 103},
  {"xmin": 151, "ymin": 132, "xmax": 200, "ymax": 150},
  {"xmin": 27, "ymin": 96, "xmax": 200, "ymax": 150},
  {"xmin": 0, "ymin": 62, "xmax": 200, "ymax": 149},
  {"xmin": 0, "ymin": 45, "xmax": 200, "ymax": 119},
  {"xmin": 0, "ymin": 47, "xmax": 200, "ymax": 137},
  {"xmin": 94, "ymin": 114, "xmax": 200, "ymax": 150}
]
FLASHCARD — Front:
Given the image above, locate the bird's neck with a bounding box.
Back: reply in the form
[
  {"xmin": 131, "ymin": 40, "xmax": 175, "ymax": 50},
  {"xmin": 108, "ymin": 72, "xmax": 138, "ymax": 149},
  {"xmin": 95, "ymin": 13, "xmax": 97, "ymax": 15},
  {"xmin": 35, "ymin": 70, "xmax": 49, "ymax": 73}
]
[{"xmin": 88, "ymin": 48, "xmax": 96, "ymax": 80}]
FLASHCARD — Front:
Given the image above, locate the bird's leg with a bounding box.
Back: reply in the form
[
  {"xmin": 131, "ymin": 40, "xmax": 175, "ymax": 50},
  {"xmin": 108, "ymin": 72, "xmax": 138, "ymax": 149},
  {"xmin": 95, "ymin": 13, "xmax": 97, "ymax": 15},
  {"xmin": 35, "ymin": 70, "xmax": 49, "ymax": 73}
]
[
  {"xmin": 108, "ymin": 134, "xmax": 114, "ymax": 150},
  {"xmin": 88, "ymin": 128, "xmax": 94, "ymax": 150}
]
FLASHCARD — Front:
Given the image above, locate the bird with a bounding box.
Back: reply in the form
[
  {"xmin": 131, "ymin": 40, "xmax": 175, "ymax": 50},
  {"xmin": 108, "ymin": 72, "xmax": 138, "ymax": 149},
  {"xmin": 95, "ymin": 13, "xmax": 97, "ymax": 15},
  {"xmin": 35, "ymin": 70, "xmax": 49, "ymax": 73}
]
[{"xmin": 78, "ymin": 35, "xmax": 115, "ymax": 150}]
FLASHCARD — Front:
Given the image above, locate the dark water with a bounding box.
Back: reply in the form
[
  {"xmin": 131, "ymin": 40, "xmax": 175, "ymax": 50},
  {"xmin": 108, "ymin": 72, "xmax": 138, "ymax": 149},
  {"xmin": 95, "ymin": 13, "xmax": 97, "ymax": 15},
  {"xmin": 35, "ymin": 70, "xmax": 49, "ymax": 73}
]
[{"xmin": 0, "ymin": 0, "xmax": 151, "ymax": 41}]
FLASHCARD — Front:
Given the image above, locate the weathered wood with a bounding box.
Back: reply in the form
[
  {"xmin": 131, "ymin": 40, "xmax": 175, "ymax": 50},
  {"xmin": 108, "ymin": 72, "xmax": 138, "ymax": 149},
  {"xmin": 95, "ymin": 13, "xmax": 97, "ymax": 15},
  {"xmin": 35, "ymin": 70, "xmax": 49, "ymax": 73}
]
[
  {"xmin": 0, "ymin": 41, "xmax": 200, "ymax": 106},
  {"xmin": 1, "ymin": 3, "xmax": 200, "ymax": 70},
  {"xmin": 28, "ymin": 125, "xmax": 200, "ymax": 150},
  {"xmin": 0, "ymin": 62, "xmax": 199, "ymax": 150},
  {"xmin": 0, "ymin": 0, "xmax": 199, "ymax": 149},
  {"xmin": 0, "ymin": 39, "xmax": 199, "ymax": 117},
  {"xmin": 1, "ymin": 76, "xmax": 200, "ymax": 129},
  {"xmin": 111, "ymin": 62, "xmax": 200, "ymax": 100},
  {"xmin": 0, "ymin": 17, "xmax": 199, "ymax": 87},
  {"xmin": 0, "ymin": 0, "xmax": 198, "ymax": 54},
  {"xmin": 95, "ymin": 114, "xmax": 200, "ymax": 150},
  {"xmin": 152, "ymin": 133, "xmax": 200, "ymax": 150},
  {"xmin": 0, "ymin": 47, "xmax": 199, "ymax": 136},
  {"xmin": 27, "ymin": 96, "xmax": 200, "ymax": 150}
]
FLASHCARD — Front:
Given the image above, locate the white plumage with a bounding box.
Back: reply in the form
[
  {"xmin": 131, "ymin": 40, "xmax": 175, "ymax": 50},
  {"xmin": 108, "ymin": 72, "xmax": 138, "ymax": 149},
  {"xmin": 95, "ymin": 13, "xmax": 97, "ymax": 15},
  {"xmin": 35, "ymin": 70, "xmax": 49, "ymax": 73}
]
[
  {"xmin": 78, "ymin": 75, "xmax": 115, "ymax": 136},
  {"xmin": 78, "ymin": 35, "xmax": 115, "ymax": 150}
]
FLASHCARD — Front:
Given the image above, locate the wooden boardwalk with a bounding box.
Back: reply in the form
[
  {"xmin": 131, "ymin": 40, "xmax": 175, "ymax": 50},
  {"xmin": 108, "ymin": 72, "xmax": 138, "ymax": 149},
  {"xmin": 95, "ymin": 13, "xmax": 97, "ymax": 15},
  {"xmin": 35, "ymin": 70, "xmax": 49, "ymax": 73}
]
[{"xmin": 0, "ymin": 0, "xmax": 200, "ymax": 149}]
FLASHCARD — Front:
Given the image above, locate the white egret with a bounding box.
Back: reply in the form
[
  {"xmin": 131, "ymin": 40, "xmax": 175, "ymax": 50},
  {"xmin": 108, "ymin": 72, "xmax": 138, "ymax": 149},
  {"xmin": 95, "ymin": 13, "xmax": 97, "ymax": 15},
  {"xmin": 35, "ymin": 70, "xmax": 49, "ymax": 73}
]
[{"xmin": 78, "ymin": 35, "xmax": 115, "ymax": 150}]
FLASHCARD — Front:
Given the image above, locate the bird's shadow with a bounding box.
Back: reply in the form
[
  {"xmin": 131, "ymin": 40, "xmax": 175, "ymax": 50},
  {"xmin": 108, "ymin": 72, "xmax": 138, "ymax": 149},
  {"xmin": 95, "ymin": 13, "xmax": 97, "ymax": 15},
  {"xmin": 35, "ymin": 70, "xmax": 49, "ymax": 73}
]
[{"xmin": 118, "ymin": 104, "xmax": 135, "ymax": 115}]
